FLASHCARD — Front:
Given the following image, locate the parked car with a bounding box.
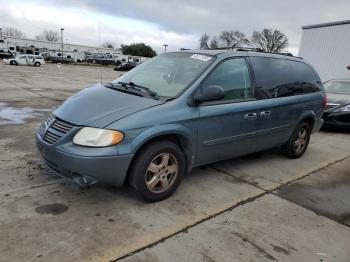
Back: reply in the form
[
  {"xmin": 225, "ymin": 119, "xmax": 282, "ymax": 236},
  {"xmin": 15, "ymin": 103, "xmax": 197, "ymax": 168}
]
[
  {"xmin": 114, "ymin": 62, "xmax": 137, "ymax": 71},
  {"xmin": 36, "ymin": 50, "xmax": 325, "ymax": 202},
  {"xmin": 323, "ymin": 79, "xmax": 350, "ymax": 128},
  {"xmin": 4, "ymin": 55, "xmax": 45, "ymax": 67}
]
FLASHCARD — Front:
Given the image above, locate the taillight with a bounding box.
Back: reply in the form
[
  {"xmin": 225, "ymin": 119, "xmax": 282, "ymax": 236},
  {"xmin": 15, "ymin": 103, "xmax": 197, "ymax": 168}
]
[{"xmin": 322, "ymin": 95, "xmax": 327, "ymax": 108}]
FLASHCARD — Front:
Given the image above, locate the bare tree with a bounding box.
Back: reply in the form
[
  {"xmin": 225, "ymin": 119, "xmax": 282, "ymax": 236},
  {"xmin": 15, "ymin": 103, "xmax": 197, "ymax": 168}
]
[
  {"xmin": 219, "ymin": 30, "xmax": 248, "ymax": 49},
  {"xmin": 101, "ymin": 41, "xmax": 115, "ymax": 49},
  {"xmin": 199, "ymin": 33, "xmax": 210, "ymax": 50},
  {"xmin": 249, "ymin": 29, "xmax": 288, "ymax": 52},
  {"xmin": 35, "ymin": 30, "xmax": 59, "ymax": 42},
  {"xmin": 209, "ymin": 36, "xmax": 219, "ymax": 49},
  {"xmin": 3, "ymin": 27, "xmax": 26, "ymax": 38}
]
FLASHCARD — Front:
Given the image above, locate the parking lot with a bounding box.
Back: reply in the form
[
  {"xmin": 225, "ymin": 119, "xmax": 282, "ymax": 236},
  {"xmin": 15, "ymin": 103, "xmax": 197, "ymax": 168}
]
[{"xmin": 0, "ymin": 62, "xmax": 349, "ymax": 262}]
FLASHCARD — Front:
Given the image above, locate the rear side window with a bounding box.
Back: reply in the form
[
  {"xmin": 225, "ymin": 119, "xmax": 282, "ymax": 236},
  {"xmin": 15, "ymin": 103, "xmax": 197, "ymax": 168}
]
[
  {"xmin": 35, "ymin": 56, "xmax": 42, "ymax": 59},
  {"xmin": 250, "ymin": 57, "xmax": 321, "ymax": 99},
  {"xmin": 202, "ymin": 58, "xmax": 252, "ymax": 100}
]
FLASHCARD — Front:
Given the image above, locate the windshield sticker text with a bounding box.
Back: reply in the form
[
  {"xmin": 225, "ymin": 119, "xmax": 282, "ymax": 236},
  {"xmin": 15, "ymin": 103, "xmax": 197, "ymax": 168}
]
[{"xmin": 190, "ymin": 54, "xmax": 212, "ymax": 62}]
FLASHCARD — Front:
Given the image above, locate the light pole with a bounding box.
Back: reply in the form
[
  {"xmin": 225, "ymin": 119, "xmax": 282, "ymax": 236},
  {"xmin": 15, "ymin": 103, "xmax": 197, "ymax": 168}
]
[
  {"xmin": 0, "ymin": 28, "xmax": 3, "ymax": 42},
  {"xmin": 60, "ymin": 28, "xmax": 64, "ymax": 63},
  {"xmin": 163, "ymin": 44, "xmax": 168, "ymax": 53}
]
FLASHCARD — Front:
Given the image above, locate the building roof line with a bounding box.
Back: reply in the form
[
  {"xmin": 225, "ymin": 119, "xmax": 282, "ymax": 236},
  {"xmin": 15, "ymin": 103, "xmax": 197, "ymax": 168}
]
[{"xmin": 302, "ymin": 20, "xmax": 350, "ymax": 30}]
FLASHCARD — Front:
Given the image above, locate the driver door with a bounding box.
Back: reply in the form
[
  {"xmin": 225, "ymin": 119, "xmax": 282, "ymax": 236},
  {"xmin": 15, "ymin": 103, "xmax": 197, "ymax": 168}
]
[
  {"xmin": 26, "ymin": 55, "xmax": 35, "ymax": 66},
  {"xmin": 196, "ymin": 57, "xmax": 267, "ymax": 165},
  {"xmin": 18, "ymin": 55, "xmax": 27, "ymax": 65}
]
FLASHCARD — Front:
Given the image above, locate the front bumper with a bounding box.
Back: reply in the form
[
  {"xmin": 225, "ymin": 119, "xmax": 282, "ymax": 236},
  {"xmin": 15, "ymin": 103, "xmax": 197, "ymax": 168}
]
[
  {"xmin": 36, "ymin": 134, "xmax": 134, "ymax": 187},
  {"xmin": 323, "ymin": 111, "xmax": 350, "ymax": 128}
]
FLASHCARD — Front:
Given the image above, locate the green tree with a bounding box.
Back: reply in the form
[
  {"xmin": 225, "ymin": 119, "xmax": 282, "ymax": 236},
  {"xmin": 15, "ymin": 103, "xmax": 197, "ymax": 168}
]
[
  {"xmin": 35, "ymin": 30, "xmax": 59, "ymax": 42},
  {"xmin": 219, "ymin": 30, "xmax": 248, "ymax": 49},
  {"xmin": 121, "ymin": 43, "xmax": 157, "ymax": 57},
  {"xmin": 209, "ymin": 36, "xmax": 219, "ymax": 49},
  {"xmin": 249, "ymin": 29, "xmax": 288, "ymax": 52},
  {"xmin": 3, "ymin": 27, "xmax": 26, "ymax": 38},
  {"xmin": 199, "ymin": 33, "xmax": 210, "ymax": 49}
]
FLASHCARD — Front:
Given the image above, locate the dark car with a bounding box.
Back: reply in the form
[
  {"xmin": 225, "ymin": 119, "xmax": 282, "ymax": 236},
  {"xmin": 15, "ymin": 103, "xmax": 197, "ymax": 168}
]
[
  {"xmin": 114, "ymin": 62, "xmax": 137, "ymax": 71},
  {"xmin": 323, "ymin": 79, "xmax": 350, "ymax": 128},
  {"xmin": 36, "ymin": 50, "xmax": 325, "ymax": 202}
]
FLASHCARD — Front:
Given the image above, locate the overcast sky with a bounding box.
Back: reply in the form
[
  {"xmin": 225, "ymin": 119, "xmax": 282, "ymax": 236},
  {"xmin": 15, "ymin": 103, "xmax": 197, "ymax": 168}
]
[{"xmin": 1, "ymin": 0, "xmax": 349, "ymax": 54}]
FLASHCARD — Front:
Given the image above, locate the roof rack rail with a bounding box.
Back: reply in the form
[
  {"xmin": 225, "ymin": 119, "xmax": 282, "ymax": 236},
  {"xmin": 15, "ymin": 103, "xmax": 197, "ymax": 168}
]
[
  {"xmin": 206, "ymin": 46, "xmax": 302, "ymax": 59},
  {"xmin": 235, "ymin": 47, "xmax": 264, "ymax": 52}
]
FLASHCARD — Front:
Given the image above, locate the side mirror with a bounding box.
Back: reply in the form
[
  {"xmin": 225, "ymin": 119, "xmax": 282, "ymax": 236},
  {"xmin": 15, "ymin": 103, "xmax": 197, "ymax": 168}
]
[{"xmin": 194, "ymin": 85, "xmax": 224, "ymax": 103}]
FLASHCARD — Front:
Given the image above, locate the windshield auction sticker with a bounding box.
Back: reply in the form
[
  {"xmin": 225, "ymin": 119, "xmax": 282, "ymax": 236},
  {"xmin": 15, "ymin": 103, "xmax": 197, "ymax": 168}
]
[{"xmin": 190, "ymin": 54, "xmax": 212, "ymax": 62}]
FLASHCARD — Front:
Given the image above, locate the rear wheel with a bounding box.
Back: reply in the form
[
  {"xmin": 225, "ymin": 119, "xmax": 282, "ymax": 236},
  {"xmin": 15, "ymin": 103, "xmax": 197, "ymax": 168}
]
[
  {"xmin": 10, "ymin": 60, "xmax": 17, "ymax": 65},
  {"xmin": 34, "ymin": 62, "xmax": 41, "ymax": 67},
  {"xmin": 282, "ymin": 122, "xmax": 311, "ymax": 159},
  {"xmin": 128, "ymin": 140, "xmax": 185, "ymax": 202}
]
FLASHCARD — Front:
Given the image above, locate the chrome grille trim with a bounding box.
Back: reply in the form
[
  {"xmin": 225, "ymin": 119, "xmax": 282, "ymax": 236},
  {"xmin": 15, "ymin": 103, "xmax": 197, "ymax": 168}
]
[{"xmin": 39, "ymin": 116, "xmax": 74, "ymax": 145}]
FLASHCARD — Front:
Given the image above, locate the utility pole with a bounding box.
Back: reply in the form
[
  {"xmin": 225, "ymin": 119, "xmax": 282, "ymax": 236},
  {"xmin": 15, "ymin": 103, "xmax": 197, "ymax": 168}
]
[
  {"xmin": 0, "ymin": 28, "xmax": 3, "ymax": 42},
  {"xmin": 60, "ymin": 28, "xmax": 64, "ymax": 63},
  {"xmin": 163, "ymin": 44, "xmax": 168, "ymax": 53}
]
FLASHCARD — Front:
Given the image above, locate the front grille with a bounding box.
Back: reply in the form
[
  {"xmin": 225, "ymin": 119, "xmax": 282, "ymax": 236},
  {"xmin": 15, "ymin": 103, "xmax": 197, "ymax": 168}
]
[{"xmin": 39, "ymin": 116, "xmax": 74, "ymax": 145}]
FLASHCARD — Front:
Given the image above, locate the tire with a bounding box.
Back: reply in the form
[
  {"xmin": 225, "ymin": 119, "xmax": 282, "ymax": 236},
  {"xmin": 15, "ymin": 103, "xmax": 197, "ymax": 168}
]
[
  {"xmin": 34, "ymin": 62, "xmax": 41, "ymax": 67},
  {"xmin": 10, "ymin": 60, "xmax": 17, "ymax": 65},
  {"xmin": 128, "ymin": 140, "xmax": 186, "ymax": 202},
  {"xmin": 282, "ymin": 122, "xmax": 311, "ymax": 159}
]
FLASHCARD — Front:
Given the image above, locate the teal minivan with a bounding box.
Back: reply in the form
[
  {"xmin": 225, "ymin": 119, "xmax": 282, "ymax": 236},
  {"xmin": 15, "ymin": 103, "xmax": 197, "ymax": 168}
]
[{"xmin": 36, "ymin": 49, "xmax": 325, "ymax": 201}]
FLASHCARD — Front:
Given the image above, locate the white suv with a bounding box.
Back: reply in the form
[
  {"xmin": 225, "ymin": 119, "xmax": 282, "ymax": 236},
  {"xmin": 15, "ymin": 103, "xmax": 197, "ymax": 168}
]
[{"xmin": 4, "ymin": 55, "xmax": 45, "ymax": 67}]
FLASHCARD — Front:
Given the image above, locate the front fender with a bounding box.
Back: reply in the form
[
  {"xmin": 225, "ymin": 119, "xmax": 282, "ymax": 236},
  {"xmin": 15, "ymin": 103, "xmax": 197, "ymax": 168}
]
[{"xmin": 117, "ymin": 124, "xmax": 196, "ymax": 156}]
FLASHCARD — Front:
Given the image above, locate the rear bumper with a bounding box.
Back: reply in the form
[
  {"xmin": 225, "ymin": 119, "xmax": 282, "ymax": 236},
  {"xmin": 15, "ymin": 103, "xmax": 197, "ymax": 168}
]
[{"xmin": 36, "ymin": 135, "xmax": 134, "ymax": 187}]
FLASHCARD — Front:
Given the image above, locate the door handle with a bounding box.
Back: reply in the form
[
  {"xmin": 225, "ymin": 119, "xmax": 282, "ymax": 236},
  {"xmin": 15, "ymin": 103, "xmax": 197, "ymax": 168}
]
[
  {"xmin": 260, "ymin": 111, "xmax": 271, "ymax": 118},
  {"xmin": 244, "ymin": 113, "xmax": 257, "ymax": 120}
]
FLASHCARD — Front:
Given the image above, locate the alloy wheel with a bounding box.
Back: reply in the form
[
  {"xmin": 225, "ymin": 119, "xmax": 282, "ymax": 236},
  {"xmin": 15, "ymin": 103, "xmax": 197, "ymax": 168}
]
[
  {"xmin": 294, "ymin": 128, "xmax": 308, "ymax": 154},
  {"xmin": 145, "ymin": 153, "xmax": 178, "ymax": 194}
]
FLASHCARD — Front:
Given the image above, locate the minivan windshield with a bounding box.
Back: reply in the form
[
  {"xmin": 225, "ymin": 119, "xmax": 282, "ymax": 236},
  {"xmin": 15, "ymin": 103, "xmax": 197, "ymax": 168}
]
[
  {"xmin": 324, "ymin": 80, "xmax": 350, "ymax": 95},
  {"xmin": 112, "ymin": 52, "xmax": 215, "ymax": 97}
]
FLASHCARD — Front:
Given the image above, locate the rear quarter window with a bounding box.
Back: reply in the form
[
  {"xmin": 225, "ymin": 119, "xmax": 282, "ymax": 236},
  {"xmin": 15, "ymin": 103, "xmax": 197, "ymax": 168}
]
[{"xmin": 250, "ymin": 57, "xmax": 322, "ymax": 99}]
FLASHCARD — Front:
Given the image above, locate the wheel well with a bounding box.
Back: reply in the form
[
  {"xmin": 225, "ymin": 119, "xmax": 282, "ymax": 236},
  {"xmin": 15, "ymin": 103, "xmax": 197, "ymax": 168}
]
[
  {"xmin": 124, "ymin": 134, "xmax": 194, "ymax": 185},
  {"xmin": 302, "ymin": 116, "xmax": 315, "ymax": 131}
]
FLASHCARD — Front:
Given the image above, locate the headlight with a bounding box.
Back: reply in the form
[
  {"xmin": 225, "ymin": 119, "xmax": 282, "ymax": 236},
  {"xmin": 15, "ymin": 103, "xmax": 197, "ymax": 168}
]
[
  {"xmin": 73, "ymin": 127, "xmax": 124, "ymax": 147},
  {"xmin": 339, "ymin": 105, "xmax": 350, "ymax": 112}
]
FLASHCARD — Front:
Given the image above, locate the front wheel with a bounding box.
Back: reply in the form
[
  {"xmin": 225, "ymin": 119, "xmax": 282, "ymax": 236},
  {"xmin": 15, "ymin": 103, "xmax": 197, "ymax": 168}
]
[
  {"xmin": 282, "ymin": 122, "xmax": 311, "ymax": 159},
  {"xmin": 10, "ymin": 60, "xmax": 17, "ymax": 65},
  {"xmin": 128, "ymin": 140, "xmax": 186, "ymax": 202},
  {"xmin": 34, "ymin": 62, "xmax": 41, "ymax": 67}
]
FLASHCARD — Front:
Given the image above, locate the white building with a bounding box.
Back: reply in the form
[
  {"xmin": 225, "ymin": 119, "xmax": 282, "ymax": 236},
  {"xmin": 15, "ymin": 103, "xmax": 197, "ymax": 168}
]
[
  {"xmin": 0, "ymin": 36, "xmax": 150, "ymax": 64},
  {"xmin": 0, "ymin": 36, "xmax": 121, "ymax": 55},
  {"xmin": 299, "ymin": 20, "xmax": 350, "ymax": 81}
]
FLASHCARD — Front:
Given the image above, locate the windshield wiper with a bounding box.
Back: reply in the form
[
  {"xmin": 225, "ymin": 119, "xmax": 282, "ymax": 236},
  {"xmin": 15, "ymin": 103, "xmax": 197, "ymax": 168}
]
[{"xmin": 117, "ymin": 81, "xmax": 159, "ymax": 99}]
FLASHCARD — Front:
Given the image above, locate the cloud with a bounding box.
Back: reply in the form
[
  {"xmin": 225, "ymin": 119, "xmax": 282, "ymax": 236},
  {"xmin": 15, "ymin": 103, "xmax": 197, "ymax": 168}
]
[{"xmin": 1, "ymin": 0, "xmax": 350, "ymax": 54}]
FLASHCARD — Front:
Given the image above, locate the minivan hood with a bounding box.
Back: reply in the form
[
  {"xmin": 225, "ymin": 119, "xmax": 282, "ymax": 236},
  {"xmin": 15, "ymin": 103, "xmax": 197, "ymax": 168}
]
[
  {"xmin": 327, "ymin": 93, "xmax": 350, "ymax": 105},
  {"xmin": 54, "ymin": 84, "xmax": 163, "ymax": 127}
]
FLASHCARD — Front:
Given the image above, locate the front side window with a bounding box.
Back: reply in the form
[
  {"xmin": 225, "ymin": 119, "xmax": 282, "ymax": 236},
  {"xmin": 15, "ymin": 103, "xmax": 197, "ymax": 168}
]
[
  {"xmin": 112, "ymin": 52, "xmax": 215, "ymax": 97},
  {"xmin": 202, "ymin": 58, "xmax": 252, "ymax": 100},
  {"xmin": 19, "ymin": 56, "xmax": 27, "ymax": 59}
]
